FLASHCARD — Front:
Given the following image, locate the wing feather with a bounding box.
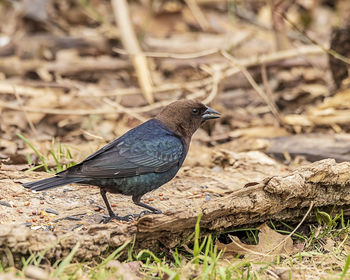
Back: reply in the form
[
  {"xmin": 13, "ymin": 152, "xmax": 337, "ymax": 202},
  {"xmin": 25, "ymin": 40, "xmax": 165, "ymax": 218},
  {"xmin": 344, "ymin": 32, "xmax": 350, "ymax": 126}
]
[{"xmin": 59, "ymin": 120, "xmax": 184, "ymax": 178}]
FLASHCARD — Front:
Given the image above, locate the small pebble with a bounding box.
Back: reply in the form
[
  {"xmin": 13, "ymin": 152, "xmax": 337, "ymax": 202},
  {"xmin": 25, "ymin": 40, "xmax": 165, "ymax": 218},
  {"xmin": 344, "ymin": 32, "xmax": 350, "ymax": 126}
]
[
  {"xmin": 159, "ymin": 193, "xmax": 163, "ymax": 196},
  {"xmin": 81, "ymin": 226, "xmax": 87, "ymax": 230},
  {"xmin": 22, "ymin": 222, "xmax": 32, "ymax": 227},
  {"xmin": 43, "ymin": 225, "xmax": 52, "ymax": 232},
  {"xmin": 94, "ymin": 205, "xmax": 105, "ymax": 211},
  {"xmin": 26, "ymin": 219, "xmax": 31, "ymax": 223},
  {"xmin": 12, "ymin": 193, "xmax": 18, "ymax": 197},
  {"xmin": 24, "ymin": 265, "xmax": 49, "ymax": 280},
  {"xmin": 144, "ymin": 200, "xmax": 149, "ymax": 204},
  {"xmin": 24, "ymin": 201, "xmax": 30, "ymax": 206},
  {"xmin": 45, "ymin": 208, "xmax": 58, "ymax": 215},
  {"xmin": 32, "ymin": 210, "xmax": 37, "ymax": 215},
  {"xmin": 64, "ymin": 216, "xmax": 82, "ymax": 221},
  {"xmin": 111, "ymin": 203, "xmax": 117, "ymax": 207},
  {"xmin": 40, "ymin": 201, "xmax": 44, "ymax": 205},
  {"xmin": 212, "ymin": 166, "xmax": 223, "ymax": 173},
  {"xmin": 17, "ymin": 209, "xmax": 23, "ymax": 213},
  {"xmin": 205, "ymin": 193, "xmax": 211, "ymax": 201},
  {"xmin": 32, "ymin": 218, "xmax": 37, "ymax": 222},
  {"xmin": 39, "ymin": 214, "xmax": 44, "ymax": 219},
  {"xmin": 160, "ymin": 197, "xmax": 163, "ymax": 201},
  {"xmin": 12, "ymin": 204, "xmax": 17, "ymax": 208},
  {"xmin": 31, "ymin": 225, "xmax": 42, "ymax": 230},
  {"xmin": 149, "ymin": 198, "xmax": 154, "ymax": 201},
  {"xmin": 0, "ymin": 201, "xmax": 11, "ymax": 207},
  {"xmin": 71, "ymin": 224, "xmax": 83, "ymax": 231},
  {"xmin": 193, "ymin": 192, "xmax": 198, "ymax": 195},
  {"xmin": 44, "ymin": 217, "xmax": 50, "ymax": 222},
  {"xmin": 99, "ymin": 209, "xmax": 105, "ymax": 214}
]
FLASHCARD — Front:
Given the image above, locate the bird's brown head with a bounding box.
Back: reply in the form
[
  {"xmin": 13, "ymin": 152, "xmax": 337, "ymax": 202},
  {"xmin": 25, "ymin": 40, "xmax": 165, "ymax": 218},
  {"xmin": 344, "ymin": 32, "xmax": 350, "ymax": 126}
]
[{"xmin": 155, "ymin": 99, "xmax": 220, "ymax": 139}]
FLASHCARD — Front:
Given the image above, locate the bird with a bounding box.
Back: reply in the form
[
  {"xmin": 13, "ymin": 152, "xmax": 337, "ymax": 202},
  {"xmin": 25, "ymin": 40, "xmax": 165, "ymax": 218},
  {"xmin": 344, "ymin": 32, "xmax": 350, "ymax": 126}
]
[{"xmin": 23, "ymin": 99, "xmax": 220, "ymax": 223}]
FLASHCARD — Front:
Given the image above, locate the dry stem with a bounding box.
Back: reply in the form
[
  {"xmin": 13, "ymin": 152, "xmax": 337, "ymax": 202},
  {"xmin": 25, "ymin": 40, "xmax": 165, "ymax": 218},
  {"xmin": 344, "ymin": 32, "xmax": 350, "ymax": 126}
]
[
  {"xmin": 111, "ymin": 0, "xmax": 154, "ymax": 104},
  {"xmin": 222, "ymin": 50, "xmax": 284, "ymax": 125}
]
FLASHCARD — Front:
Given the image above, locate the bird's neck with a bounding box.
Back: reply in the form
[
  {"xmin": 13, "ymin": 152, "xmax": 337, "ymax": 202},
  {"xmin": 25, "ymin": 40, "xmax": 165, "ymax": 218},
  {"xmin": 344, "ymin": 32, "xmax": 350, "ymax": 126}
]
[{"xmin": 155, "ymin": 116, "xmax": 193, "ymax": 142}]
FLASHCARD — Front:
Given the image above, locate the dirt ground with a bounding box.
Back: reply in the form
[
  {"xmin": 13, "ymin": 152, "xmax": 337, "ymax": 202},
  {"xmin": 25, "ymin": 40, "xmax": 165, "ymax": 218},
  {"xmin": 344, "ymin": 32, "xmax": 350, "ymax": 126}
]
[
  {"xmin": 1, "ymin": 0, "xmax": 350, "ymax": 277},
  {"xmin": 2, "ymin": 145, "xmax": 350, "ymax": 264}
]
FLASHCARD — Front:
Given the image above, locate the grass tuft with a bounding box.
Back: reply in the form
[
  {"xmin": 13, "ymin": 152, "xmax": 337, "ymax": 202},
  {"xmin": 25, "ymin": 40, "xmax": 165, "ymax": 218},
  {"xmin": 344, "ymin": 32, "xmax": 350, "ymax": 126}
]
[{"xmin": 17, "ymin": 133, "xmax": 76, "ymax": 173}]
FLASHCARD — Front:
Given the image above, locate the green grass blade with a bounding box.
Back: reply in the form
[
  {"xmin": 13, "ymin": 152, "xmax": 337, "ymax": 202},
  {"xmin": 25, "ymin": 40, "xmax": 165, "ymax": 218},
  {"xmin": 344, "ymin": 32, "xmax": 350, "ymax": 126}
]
[
  {"xmin": 25, "ymin": 163, "xmax": 45, "ymax": 173},
  {"xmin": 340, "ymin": 255, "xmax": 350, "ymax": 280},
  {"xmin": 53, "ymin": 242, "xmax": 80, "ymax": 277},
  {"xmin": 49, "ymin": 150, "xmax": 62, "ymax": 172},
  {"xmin": 17, "ymin": 133, "xmax": 49, "ymax": 172},
  {"xmin": 193, "ymin": 214, "xmax": 202, "ymax": 260},
  {"xmin": 137, "ymin": 249, "xmax": 161, "ymax": 263},
  {"xmin": 95, "ymin": 241, "xmax": 130, "ymax": 269}
]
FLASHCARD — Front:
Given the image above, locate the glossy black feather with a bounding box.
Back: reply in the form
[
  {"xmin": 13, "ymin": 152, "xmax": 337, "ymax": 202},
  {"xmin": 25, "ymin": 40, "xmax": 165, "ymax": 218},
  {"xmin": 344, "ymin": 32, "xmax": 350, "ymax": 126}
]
[
  {"xmin": 22, "ymin": 100, "xmax": 220, "ymax": 221},
  {"xmin": 58, "ymin": 119, "xmax": 184, "ymax": 178}
]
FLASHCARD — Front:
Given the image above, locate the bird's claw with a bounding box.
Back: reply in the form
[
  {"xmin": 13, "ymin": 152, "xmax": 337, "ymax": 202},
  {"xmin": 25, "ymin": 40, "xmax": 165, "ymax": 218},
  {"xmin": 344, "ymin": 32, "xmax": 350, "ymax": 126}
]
[
  {"xmin": 136, "ymin": 209, "xmax": 162, "ymax": 218},
  {"xmin": 138, "ymin": 210, "xmax": 153, "ymax": 217},
  {"xmin": 100, "ymin": 214, "xmax": 134, "ymax": 224},
  {"xmin": 100, "ymin": 209, "xmax": 162, "ymax": 223}
]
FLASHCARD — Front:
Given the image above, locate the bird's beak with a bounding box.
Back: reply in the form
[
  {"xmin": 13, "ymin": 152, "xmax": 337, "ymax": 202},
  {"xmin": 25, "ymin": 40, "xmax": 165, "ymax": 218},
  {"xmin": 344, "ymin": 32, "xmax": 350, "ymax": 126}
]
[{"xmin": 201, "ymin": 106, "xmax": 221, "ymax": 120}]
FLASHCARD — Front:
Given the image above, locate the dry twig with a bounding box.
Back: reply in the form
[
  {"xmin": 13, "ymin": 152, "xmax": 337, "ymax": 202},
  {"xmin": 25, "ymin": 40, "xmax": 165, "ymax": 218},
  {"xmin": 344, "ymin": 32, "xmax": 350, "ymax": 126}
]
[
  {"xmin": 184, "ymin": 0, "xmax": 211, "ymax": 31},
  {"xmin": 111, "ymin": 0, "xmax": 154, "ymax": 104},
  {"xmin": 0, "ymin": 45, "xmax": 324, "ymax": 115},
  {"xmin": 102, "ymin": 98, "xmax": 147, "ymax": 122},
  {"xmin": 12, "ymin": 86, "xmax": 38, "ymax": 137},
  {"xmin": 222, "ymin": 50, "xmax": 284, "ymax": 125},
  {"xmin": 201, "ymin": 64, "xmax": 222, "ymax": 104},
  {"xmin": 281, "ymin": 12, "xmax": 350, "ymax": 65},
  {"xmin": 113, "ymin": 47, "xmax": 219, "ymax": 59},
  {"xmin": 266, "ymin": 201, "xmax": 314, "ymax": 255},
  {"xmin": 0, "ymin": 89, "xmax": 207, "ymax": 115}
]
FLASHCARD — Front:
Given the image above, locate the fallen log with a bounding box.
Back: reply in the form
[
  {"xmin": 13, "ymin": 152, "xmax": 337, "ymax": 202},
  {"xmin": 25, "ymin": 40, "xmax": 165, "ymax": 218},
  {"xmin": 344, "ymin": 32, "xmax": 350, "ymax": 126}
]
[{"xmin": 1, "ymin": 150, "xmax": 349, "ymax": 264}]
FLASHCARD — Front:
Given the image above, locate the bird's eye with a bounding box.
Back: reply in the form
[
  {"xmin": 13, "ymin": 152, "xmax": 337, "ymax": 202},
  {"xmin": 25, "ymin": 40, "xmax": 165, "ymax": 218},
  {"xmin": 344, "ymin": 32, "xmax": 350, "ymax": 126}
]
[{"xmin": 192, "ymin": 108, "xmax": 200, "ymax": 115}]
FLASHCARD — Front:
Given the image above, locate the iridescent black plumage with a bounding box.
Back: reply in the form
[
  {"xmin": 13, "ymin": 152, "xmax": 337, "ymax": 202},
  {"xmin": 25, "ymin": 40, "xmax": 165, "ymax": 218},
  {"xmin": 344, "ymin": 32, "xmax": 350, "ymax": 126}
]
[{"xmin": 23, "ymin": 100, "xmax": 220, "ymax": 222}]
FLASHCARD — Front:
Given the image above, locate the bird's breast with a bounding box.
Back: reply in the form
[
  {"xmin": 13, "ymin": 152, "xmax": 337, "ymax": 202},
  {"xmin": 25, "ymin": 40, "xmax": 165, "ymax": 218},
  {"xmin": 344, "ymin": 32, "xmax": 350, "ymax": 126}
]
[{"xmin": 84, "ymin": 165, "xmax": 180, "ymax": 197}]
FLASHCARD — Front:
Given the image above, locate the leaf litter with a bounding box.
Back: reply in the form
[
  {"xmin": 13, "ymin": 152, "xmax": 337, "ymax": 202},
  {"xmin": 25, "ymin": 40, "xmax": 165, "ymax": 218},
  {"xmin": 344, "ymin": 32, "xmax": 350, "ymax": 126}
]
[{"xmin": 0, "ymin": 0, "xmax": 350, "ymax": 278}]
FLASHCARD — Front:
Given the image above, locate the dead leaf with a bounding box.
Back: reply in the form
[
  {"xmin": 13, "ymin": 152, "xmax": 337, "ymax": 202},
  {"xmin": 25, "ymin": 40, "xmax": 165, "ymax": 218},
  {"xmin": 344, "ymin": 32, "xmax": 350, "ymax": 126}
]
[
  {"xmin": 323, "ymin": 238, "xmax": 335, "ymax": 252},
  {"xmin": 217, "ymin": 223, "xmax": 293, "ymax": 261},
  {"xmin": 0, "ymin": 164, "xmax": 29, "ymax": 171},
  {"xmin": 106, "ymin": 260, "xmax": 141, "ymax": 279},
  {"xmin": 229, "ymin": 126, "xmax": 289, "ymax": 139}
]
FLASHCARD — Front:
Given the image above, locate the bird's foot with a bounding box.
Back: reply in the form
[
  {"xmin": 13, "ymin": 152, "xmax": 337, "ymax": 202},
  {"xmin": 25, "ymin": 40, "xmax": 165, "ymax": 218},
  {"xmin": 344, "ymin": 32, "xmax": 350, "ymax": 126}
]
[
  {"xmin": 134, "ymin": 209, "xmax": 162, "ymax": 219},
  {"xmin": 100, "ymin": 209, "xmax": 162, "ymax": 223},
  {"xmin": 100, "ymin": 214, "xmax": 135, "ymax": 224}
]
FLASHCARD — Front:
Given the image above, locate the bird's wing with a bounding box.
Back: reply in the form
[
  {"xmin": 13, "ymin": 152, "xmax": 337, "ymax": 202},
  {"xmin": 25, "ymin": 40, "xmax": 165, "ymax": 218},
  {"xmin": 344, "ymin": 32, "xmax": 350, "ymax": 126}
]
[{"xmin": 60, "ymin": 120, "xmax": 184, "ymax": 178}]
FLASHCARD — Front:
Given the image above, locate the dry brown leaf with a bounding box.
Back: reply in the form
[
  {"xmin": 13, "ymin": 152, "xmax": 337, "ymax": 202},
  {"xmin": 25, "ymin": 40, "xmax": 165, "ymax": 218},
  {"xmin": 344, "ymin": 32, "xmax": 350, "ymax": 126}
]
[
  {"xmin": 217, "ymin": 223, "xmax": 293, "ymax": 261},
  {"xmin": 106, "ymin": 260, "xmax": 141, "ymax": 279},
  {"xmin": 323, "ymin": 238, "xmax": 335, "ymax": 252},
  {"xmin": 229, "ymin": 126, "xmax": 289, "ymax": 138}
]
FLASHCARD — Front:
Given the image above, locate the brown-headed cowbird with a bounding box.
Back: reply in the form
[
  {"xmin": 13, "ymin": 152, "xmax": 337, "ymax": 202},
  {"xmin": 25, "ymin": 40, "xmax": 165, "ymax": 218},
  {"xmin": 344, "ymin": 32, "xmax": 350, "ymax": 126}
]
[{"xmin": 23, "ymin": 100, "xmax": 220, "ymax": 222}]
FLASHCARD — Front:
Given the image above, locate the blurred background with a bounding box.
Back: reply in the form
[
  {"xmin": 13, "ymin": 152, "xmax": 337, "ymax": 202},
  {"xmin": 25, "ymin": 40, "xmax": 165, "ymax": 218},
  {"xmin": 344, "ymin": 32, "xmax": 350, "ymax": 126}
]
[{"xmin": 0, "ymin": 0, "xmax": 350, "ymax": 171}]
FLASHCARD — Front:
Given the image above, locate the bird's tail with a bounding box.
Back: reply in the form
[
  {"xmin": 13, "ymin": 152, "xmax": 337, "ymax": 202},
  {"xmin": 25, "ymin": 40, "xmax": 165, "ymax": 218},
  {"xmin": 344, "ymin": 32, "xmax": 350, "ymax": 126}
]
[{"xmin": 23, "ymin": 176, "xmax": 82, "ymax": 191}]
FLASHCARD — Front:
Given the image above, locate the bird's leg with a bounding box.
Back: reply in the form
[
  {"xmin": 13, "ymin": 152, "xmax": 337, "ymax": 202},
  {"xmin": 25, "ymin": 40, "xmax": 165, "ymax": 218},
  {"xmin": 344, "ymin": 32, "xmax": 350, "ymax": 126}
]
[
  {"xmin": 100, "ymin": 188, "xmax": 116, "ymax": 217},
  {"xmin": 99, "ymin": 189, "xmax": 134, "ymax": 223},
  {"xmin": 132, "ymin": 195, "xmax": 162, "ymax": 217}
]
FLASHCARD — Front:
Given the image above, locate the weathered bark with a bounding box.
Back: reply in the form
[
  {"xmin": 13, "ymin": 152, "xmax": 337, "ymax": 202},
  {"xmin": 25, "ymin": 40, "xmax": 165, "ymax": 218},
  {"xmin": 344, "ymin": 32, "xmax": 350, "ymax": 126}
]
[
  {"xmin": 1, "ymin": 151, "xmax": 350, "ymax": 264},
  {"xmin": 266, "ymin": 134, "xmax": 350, "ymax": 162}
]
